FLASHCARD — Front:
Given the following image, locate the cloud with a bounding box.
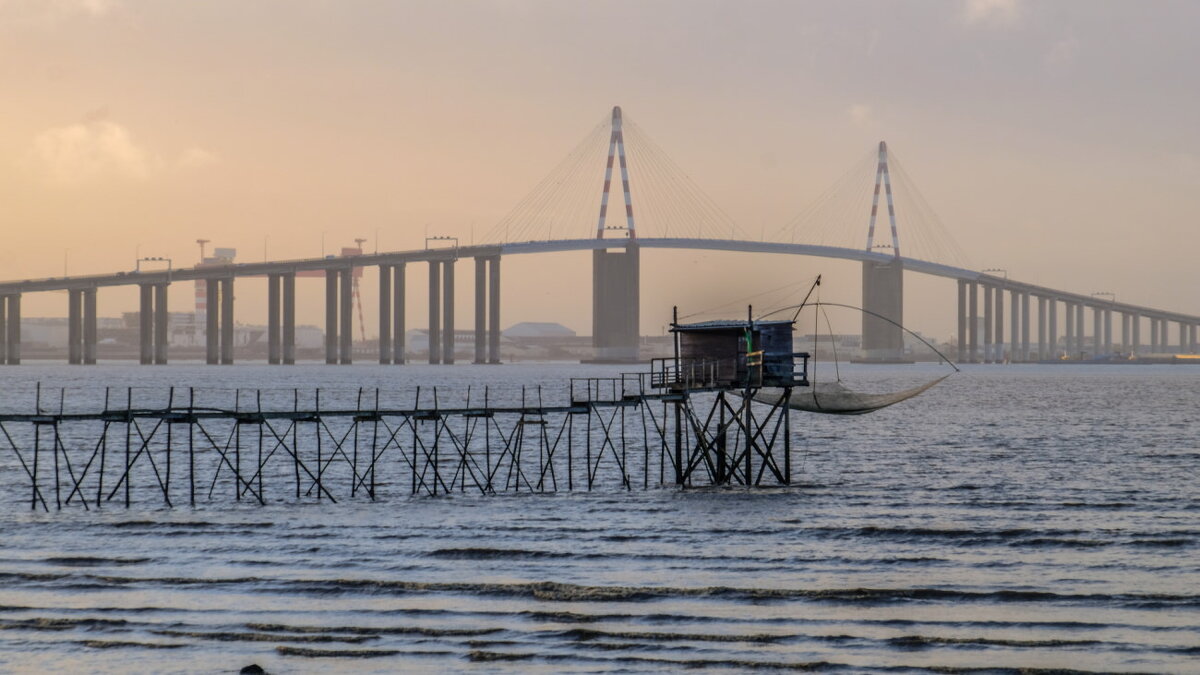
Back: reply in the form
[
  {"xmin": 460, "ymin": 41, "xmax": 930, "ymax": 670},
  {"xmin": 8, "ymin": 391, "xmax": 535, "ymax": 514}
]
[
  {"xmin": 1045, "ymin": 35, "xmax": 1080, "ymax": 73},
  {"xmin": 0, "ymin": 0, "xmax": 119, "ymax": 22},
  {"xmin": 848, "ymin": 104, "xmax": 872, "ymax": 126},
  {"xmin": 30, "ymin": 120, "xmax": 160, "ymax": 184},
  {"xmin": 28, "ymin": 118, "xmax": 217, "ymax": 184},
  {"xmin": 178, "ymin": 146, "xmax": 218, "ymax": 169},
  {"xmin": 962, "ymin": 0, "xmax": 1021, "ymax": 26}
]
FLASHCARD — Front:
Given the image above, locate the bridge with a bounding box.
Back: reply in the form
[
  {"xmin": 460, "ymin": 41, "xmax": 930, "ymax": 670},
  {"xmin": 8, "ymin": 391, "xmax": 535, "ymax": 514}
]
[{"xmin": 0, "ymin": 107, "xmax": 1196, "ymax": 366}]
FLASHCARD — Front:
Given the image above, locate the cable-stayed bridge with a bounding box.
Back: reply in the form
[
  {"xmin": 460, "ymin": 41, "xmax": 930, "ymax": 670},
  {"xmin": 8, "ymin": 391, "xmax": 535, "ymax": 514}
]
[{"xmin": 0, "ymin": 106, "xmax": 1196, "ymax": 366}]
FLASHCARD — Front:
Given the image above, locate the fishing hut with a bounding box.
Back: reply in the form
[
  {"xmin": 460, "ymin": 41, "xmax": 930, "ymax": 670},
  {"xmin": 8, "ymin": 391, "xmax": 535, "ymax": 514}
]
[
  {"xmin": 647, "ymin": 309, "xmax": 810, "ymax": 486},
  {"xmin": 0, "ymin": 310, "xmax": 812, "ymax": 511}
]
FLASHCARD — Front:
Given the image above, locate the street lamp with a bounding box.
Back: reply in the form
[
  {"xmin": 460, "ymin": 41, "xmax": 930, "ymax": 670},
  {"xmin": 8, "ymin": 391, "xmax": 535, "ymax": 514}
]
[{"xmin": 425, "ymin": 235, "xmax": 459, "ymax": 256}]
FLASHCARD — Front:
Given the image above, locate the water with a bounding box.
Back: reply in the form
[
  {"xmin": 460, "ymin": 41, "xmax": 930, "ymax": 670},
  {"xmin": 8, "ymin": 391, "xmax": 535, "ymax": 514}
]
[{"xmin": 0, "ymin": 362, "xmax": 1196, "ymax": 673}]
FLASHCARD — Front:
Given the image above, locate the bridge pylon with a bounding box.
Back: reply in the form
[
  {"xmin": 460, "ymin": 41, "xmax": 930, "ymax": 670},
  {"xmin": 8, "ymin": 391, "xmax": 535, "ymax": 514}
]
[
  {"xmin": 592, "ymin": 106, "xmax": 640, "ymax": 363},
  {"xmin": 860, "ymin": 141, "xmax": 906, "ymax": 362}
]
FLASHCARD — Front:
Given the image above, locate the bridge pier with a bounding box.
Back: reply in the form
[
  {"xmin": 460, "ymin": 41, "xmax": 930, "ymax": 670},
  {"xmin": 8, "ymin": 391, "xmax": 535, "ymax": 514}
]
[
  {"xmin": 474, "ymin": 258, "xmax": 486, "ymax": 364},
  {"xmin": 428, "ymin": 261, "xmax": 441, "ymax": 364},
  {"xmin": 154, "ymin": 284, "xmax": 168, "ymax": 365},
  {"xmin": 83, "ymin": 288, "xmax": 97, "ymax": 365},
  {"xmin": 1132, "ymin": 313, "xmax": 1142, "ymax": 355},
  {"xmin": 861, "ymin": 260, "xmax": 904, "ymax": 362},
  {"xmin": 968, "ymin": 282, "xmax": 978, "ymax": 363},
  {"xmin": 393, "ymin": 264, "xmax": 406, "ymax": 364},
  {"xmin": 1092, "ymin": 305, "xmax": 1102, "ymax": 358},
  {"xmin": 1190, "ymin": 324, "xmax": 1197, "ymax": 354},
  {"xmin": 206, "ymin": 279, "xmax": 219, "ymax": 364},
  {"xmin": 982, "ymin": 285, "xmax": 993, "ymax": 363},
  {"xmin": 1161, "ymin": 319, "xmax": 1171, "ymax": 352},
  {"xmin": 379, "ymin": 265, "xmax": 392, "ymax": 364},
  {"xmin": 488, "ymin": 256, "xmax": 501, "ymax": 364},
  {"xmin": 1063, "ymin": 301, "xmax": 1075, "ymax": 360},
  {"xmin": 1080, "ymin": 303, "xmax": 1089, "ymax": 357},
  {"xmin": 994, "ymin": 286, "xmax": 1004, "ymax": 362},
  {"xmin": 340, "ymin": 268, "xmax": 353, "ymax": 364},
  {"xmin": 956, "ymin": 280, "xmax": 966, "ymax": 362},
  {"xmin": 68, "ymin": 289, "xmax": 82, "ymax": 365},
  {"xmin": 1036, "ymin": 296, "xmax": 1046, "ymax": 360},
  {"xmin": 442, "ymin": 259, "xmax": 455, "ymax": 365},
  {"xmin": 1121, "ymin": 313, "xmax": 1130, "ymax": 354},
  {"xmin": 1150, "ymin": 317, "xmax": 1159, "ymax": 354},
  {"xmin": 3, "ymin": 295, "xmax": 17, "ymax": 365},
  {"xmin": 1103, "ymin": 308, "xmax": 1112, "ymax": 356},
  {"xmin": 1048, "ymin": 298, "xmax": 1059, "ymax": 359},
  {"xmin": 325, "ymin": 271, "xmax": 338, "ymax": 364},
  {"xmin": 1009, "ymin": 289, "xmax": 1018, "ymax": 362},
  {"xmin": 267, "ymin": 274, "xmax": 281, "ymax": 365},
  {"xmin": 1021, "ymin": 292, "xmax": 1031, "ymax": 361},
  {"xmin": 220, "ymin": 278, "xmax": 234, "ymax": 365},
  {"xmin": 469, "ymin": 255, "xmax": 502, "ymax": 365},
  {"xmin": 592, "ymin": 244, "xmax": 640, "ymax": 363},
  {"xmin": 282, "ymin": 273, "xmax": 295, "ymax": 365}
]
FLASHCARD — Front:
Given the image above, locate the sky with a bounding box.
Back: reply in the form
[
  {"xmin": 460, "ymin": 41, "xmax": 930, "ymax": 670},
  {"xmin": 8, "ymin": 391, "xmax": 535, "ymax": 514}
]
[{"xmin": 1, "ymin": 0, "xmax": 1198, "ymax": 340}]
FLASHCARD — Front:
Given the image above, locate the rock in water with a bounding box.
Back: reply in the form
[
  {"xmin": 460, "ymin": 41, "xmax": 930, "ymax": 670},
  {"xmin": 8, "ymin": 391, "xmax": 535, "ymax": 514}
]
[{"xmin": 239, "ymin": 666, "xmax": 266, "ymax": 675}]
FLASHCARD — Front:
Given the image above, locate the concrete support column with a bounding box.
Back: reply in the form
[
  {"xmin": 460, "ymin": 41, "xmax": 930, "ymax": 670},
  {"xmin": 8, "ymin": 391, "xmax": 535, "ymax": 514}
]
[
  {"xmin": 1190, "ymin": 324, "xmax": 1197, "ymax": 354},
  {"xmin": 325, "ymin": 271, "xmax": 338, "ymax": 365},
  {"xmin": 83, "ymin": 288, "xmax": 97, "ymax": 365},
  {"xmin": 994, "ymin": 287, "xmax": 1004, "ymax": 362},
  {"xmin": 0, "ymin": 297, "xmax": 6, "ymax": 365},
  {"xmin": 1080, "ymin": 303, "xmax": 1089, "ymax": 357},
  {"xmin": 1178, "ymin": 322, "xmax": 1187, "ymax": 354},
  {"xmin": 153, "ymin": 283, "xmax": 168, "ymax": 365},
  {"xmin": 68, "ymin": 289, "xmax": 82, "ymax": 365},
  {"xmin": 4, "ymin": 295, "xmax": 18, "ymax": 365},
  {"xmin": 967, "ymin": 282, "xmax": 978, "ymax": 363},
  {"xmin": 1092, "ymin": 306, "xmax": 1102, "ymax": 358},
  {"xmin": 442, "ymin": 259, "xmax": 455, "ymax": 365},
  {"xmin": 1048, "ymin": 299, "xmax": 1058, "ymax": 358},
  {"xmin": 1150, "ymin": 318, "xmax": 1159, "ymax": 354},
  {"xmin": 1064, "ymin": 301, "xmax": 1075, "ymax": 360},
  {"xmin": 378, "ymin": 265, "xmax": 392, "ymax": 364},
  {"xmin": 205, "ymin": 279, "xmax": 219, "ymax": 364},
  {"xmin": 474, "ymin": 257, "xmax": 486, "ymax": 364},
  {"xmin": 982, "ymin": 285, "xmax": 993, "ymax": 363},
  {"xmin": 1103, "ymin": 308, "xmax": 1112, "ymax": 356},
  {"xmin": 339, "ymin": 267, "xmax": 353, "ymax": 365},
  {"xmin": 219, "ymin": 278, "xmax": 234, "ymax": 365},
  {"xmin": 1009, "ymin": 290, "xmax": 1019, "ymax": 363},
  {"xmin": 1121, "ymin": 313, "xmax": 1130, "ymax": 353},
  {"xmin": 282, "ymin": 273, "xmax": 296, "ymax": 365},
  {"xmin": 428, "ymin": 261, "xmax": 441, "ymax": 364},
  {"xmin": 393, "ymin": 264, "xmax": 406, "ymax": 364},
  {"xmin": 1132, "ymin": 314, "xmax": 1141, "ymax": 355},
  {"xmin": 488, "ymin": 257, "xmax": 501, "ymax": 364},
  {"xmin": 1021, "ymin": 292, "xmax": 1030, "ymax": 361},
  {"xmin": 139, "ymin": 284, "xmax": 154, "ymax": 365},
  {"xmin": 956, "ymin": 280, "xmax": 966, "ymax": 363},
  {"xmin": 1037, "ymin": 296, "xmax": 1047, "ymax": 360},
  {"xmin": 267, "ymin": 274, "xmax": 281, "ymax": 365}
]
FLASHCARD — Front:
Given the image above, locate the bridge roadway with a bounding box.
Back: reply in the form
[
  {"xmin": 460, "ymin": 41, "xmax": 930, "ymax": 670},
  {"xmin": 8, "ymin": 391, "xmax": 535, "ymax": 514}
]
[{"xmin": 0, "ymin": 237, "xmax": 1195, "ymax": 365}]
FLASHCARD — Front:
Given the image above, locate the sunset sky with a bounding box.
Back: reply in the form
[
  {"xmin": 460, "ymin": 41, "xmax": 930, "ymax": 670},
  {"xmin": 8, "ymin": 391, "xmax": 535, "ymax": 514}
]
[{"xmin": 2, "ymin": 0, "xmax": 1197, "ymax": 339}]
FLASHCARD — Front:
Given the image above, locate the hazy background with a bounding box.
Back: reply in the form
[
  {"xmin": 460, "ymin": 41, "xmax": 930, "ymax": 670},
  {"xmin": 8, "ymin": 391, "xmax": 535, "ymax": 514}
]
[{"xmin": 1, "ymin": 0, "xmax": 1197, "ymax": 340}]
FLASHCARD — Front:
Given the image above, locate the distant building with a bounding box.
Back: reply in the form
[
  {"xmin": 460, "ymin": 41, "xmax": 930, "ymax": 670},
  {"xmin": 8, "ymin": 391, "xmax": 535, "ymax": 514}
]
[{"xmin": 502, "ymin": 322, "xmax": 576, "ymax": 338}]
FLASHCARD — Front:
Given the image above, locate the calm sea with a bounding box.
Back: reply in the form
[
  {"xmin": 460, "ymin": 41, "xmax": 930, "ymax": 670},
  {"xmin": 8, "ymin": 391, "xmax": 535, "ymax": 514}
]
[{"xmin": 0, "ymin": 362, "xmax": 1196, "ymax": 673}]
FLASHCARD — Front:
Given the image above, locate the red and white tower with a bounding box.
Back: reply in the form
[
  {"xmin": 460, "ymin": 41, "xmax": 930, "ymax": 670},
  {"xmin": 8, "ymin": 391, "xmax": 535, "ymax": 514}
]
[
  {"xmin": 595, "ymin": 106, "xmax": 636, "ymax": 240},
  {"xmin": 865, "ymin": 141, "xmax": 900, "ymax": 257}
]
